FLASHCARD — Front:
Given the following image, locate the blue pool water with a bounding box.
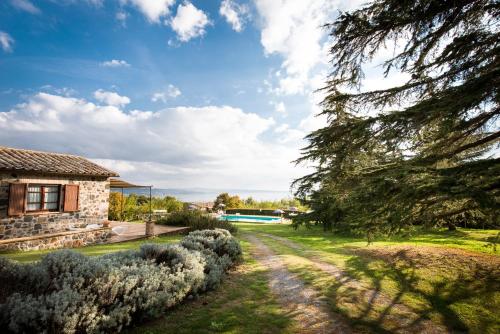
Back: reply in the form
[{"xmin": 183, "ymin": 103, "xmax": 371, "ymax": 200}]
[{"xmin": 219, "ymin": 214, "xmax": 282, "ymax": 223}]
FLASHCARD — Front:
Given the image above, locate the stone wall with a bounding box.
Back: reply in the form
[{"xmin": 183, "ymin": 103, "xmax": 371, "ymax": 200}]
[
  {"xmin": 0, "ymin": 228, "xmax": 112, "ymax": 251},
  {"xmin": 0, "ymin": 173, "xmax": 111, "ymax": 240}
]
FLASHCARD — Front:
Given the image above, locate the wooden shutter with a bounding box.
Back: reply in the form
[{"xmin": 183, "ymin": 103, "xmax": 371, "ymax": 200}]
[
  {"xmin": 8, "ymin": 183, "xmax": 26, "ymax": 216},
  {"xmin": 64, "ymin": 184, "xmax": 79, "ymax": 212}
]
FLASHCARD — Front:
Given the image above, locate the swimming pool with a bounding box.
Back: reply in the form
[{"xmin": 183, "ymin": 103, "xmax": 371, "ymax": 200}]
[{"xmin": 218, "ymin": 214, "xmax": 282, "ymax": 223}]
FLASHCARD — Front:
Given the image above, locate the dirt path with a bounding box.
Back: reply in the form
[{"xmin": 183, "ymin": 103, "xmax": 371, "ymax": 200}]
[
  {"xmin": 259, "ymin": 233, "xmax": 355, "ymax": 282},
  {"xmin": 256, "ymin": 233, "xmax": 447, "ymax": 334},
  {"xmin": 245, "ymin": 233, "xmax": 352, "ymax": 334}
]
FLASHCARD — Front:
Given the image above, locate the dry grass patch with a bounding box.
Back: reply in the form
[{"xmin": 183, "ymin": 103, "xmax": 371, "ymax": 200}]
[{"xmin": 351, "ymin": 245, "xmax": 500, "ymax": 275}]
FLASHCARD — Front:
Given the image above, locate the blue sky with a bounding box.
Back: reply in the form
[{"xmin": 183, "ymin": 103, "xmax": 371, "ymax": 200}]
[{"xmin": 0, "ymin": 0, "xmax": 365, "ymax": 191}]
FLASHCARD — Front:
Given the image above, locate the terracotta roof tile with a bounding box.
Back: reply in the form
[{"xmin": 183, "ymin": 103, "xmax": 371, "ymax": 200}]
[{"xmin": 0, "ymin": 146, "xmax": 119, "ymax": 177}]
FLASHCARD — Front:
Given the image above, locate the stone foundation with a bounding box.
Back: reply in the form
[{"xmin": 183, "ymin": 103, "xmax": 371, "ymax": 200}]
[{"xmin": 0, "ymin": 227, "xmax": 112, "ymax": 251}]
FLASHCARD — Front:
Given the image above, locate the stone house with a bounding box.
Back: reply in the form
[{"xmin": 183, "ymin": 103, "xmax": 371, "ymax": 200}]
[{"xmin": 0, "ymin": 146, "xmax": 119, "ymax": 251}]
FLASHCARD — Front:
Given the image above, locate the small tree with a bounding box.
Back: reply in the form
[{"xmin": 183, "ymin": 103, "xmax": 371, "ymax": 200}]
[
  {"xmin": 213, "ymin": 193, "xmax": 243, "ymax": 209},
  {"xmin": 162, "ymin": 196, "xmax": 184, "ymax": 213},
  {"xmin": 244, "ymin": 197, "xmax": 256, "ymax": 207},
  {"xmin": 108, "ymin": 192, "xmax": 124, "ymax": 221}
]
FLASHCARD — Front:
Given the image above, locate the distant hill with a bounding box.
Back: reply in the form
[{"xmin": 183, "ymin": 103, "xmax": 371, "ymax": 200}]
[{"xmin": 115, "ymin": 188, "xmax": 293, "ymax": 202}]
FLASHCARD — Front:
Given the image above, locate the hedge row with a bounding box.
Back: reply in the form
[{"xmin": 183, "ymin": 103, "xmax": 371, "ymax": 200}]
[
  {"xmin": 225, "ymin": 208, "xmax": 301, "ymax": 219},
  {"xmin": 157, "ymin": 211, "xmax": 237, "ymax": 234},
  {"xmin": 0, "ymin": 229, "xmax": 242, "ymax": 334}
]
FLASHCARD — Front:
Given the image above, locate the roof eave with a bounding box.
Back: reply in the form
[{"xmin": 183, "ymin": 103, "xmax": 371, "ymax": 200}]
[{"xmin": 0, "ymin": 168, "xmax": 119, "ymax": 178}]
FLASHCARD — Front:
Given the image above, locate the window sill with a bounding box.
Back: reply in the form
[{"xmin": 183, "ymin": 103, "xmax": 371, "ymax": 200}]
[{"xmin": 25, "ymin": 210, "xmax": 61, "ymax": 216}]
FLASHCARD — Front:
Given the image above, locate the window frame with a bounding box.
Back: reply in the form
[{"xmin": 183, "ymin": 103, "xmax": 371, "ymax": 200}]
[{"xmin": 26, "ymin": 184, "xmax": 61, "ymax": 213}]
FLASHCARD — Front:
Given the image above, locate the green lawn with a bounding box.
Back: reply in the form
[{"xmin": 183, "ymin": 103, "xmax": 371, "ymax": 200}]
[
  {"xmin": 237, "ymin": 223, "xmax": 500, "ymax": 255},
  {"xmin": 1, "ymin": 224, "xmax": 498, "ymax": 333},
  {"xmin": 0, "ymin": 234, "xmax": 182, "ymax": 262},
  {"xmin": 237, "ymin": 223, "xmax": 500, "ymax": 334}
]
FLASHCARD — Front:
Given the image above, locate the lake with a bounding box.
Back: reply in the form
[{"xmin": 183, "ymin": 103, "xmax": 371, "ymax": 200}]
[{"xmin": 119, "ymin": 188, "xmax": 294, "ymax": 202}]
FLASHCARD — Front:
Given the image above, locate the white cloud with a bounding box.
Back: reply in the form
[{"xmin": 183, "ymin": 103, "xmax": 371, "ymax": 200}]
[
  {"xmin": 120, "ymin": 0, "xmax": 175, "ymax": 23},
  {"xmin": 274, "ymin": 124, "xmax": 289, "ymax": 133},
  {"xmin": 0, "ymin": 92, "xmax": 306, "ymax": 189},
  {"xmin": 0, "ymin": 32, "xmax": 14, "ymax": 53},
  {"xmin": 100, "ymin": 59, "xmax": 130, "ymax": 67},
  {"xmin": 10, "ymin": 0, "xmax": 41, "ymax": 14},
  {"xmin": 298, "ymin": 109, "xmax": 328, "ymax": 133},
  {"xmin": 219, "ymin": 0, "xmax": 250, "ymax": 32},
  {"xmin": 272, "ymin": 101, "xmax": 286, "ymax": 114},
  {"xmin": 253, "ymin": 0, "xmax": 335, "ymax": 95},
  {"xmin": 251, "ymin": 0, "xmax": 372, "ymax": 164},
  {"xmin": 92, "ymin": 159, "xmax": 137, "ymax": 173},
  {"xmin": 170, "ymin": 2, "xmax": 211, "ymax": 42},
  {"xmin": 93, "ymin": 89, "xmax": 131, "ymax": 107},
  {"xmin": 254, "ymin": 0, "xmax": 366, "ymax": 96},
  {"xmin": 116, "ymin": 11, "xmax": 128, "ymax": 25},
  {"xmin": 48, "ymin": 0, "xmax": 103, "ymax": 6},
  {"xmin": 40, "ymin": 85, "xmax": 77, "ymax": 97},
  {"xmin": 274, "ymin": 124, "xmax": 304, "ymax": 144},
  {"xmin": 152, "ymin": 84, "xmax": 182, "ymax": 103}
]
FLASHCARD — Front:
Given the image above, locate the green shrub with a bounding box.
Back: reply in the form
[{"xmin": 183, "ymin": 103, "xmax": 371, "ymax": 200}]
[
  {"xmin": 157, "ymin": 211, "xmax": 237, "ymax": 234},
  {"xmin": 0, "ymin": 230, "xmax": 240, "ymax": 334}
]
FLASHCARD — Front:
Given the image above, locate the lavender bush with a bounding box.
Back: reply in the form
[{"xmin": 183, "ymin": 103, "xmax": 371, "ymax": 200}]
[{"xmin": 0, "ymin": 229, "xmax": 241, "ymax": 334}]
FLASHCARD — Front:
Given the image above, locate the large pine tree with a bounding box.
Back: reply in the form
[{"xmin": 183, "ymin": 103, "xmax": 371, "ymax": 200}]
[{"xmin": 294, "ymin": 0, "xmax": 499, "ymax": 235}]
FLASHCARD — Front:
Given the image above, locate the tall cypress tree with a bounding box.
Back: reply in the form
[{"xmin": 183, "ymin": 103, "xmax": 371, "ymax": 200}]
[{"xmin": 294, "ymin": 0, "xmax": 499, "ymax": 235}]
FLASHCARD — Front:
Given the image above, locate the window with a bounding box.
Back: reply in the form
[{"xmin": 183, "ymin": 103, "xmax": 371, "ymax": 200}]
[{"xmin": 27, "ymin": 185, "xmax": 60, "ymax": 212}]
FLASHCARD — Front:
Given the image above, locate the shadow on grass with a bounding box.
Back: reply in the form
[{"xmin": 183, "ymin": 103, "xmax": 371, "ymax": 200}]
[
  {"xmin": 238, "ymin": 224, "xmax": 499, "ymax": 332},
  {"xmin": 330, "ymin": 248, "xmax": 500, "ymax": 333}
]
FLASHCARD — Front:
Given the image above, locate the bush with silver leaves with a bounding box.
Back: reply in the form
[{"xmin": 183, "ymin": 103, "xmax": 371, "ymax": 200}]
[
  {"xmin": 181, "ymin": 229, "xmax": 242, "ymax": 291},
  {"xmin": 0, "ymin": 229, "xmax": 240, "ymax": 334}
]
